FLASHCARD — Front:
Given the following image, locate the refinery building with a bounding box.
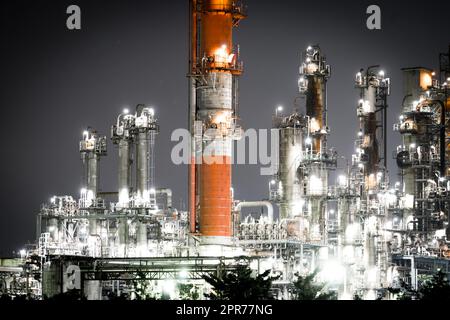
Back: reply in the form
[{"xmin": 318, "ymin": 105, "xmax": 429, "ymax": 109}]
[{"xmin": 0, "ymin": 0, "xmax": 449, "ymax": 300}]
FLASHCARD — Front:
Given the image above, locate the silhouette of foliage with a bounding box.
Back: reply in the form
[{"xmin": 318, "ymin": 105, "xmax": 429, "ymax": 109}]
[
  {"xmin": 388, "ymin": 270, "xmax": 450, "ymax": 300},
  {"xmin": 178, "ymin": 283, "xmax": 200, "ymax": 300},
  {"xmin": 46, "ymin": 289, "xmax": 87, "ymax": 301},
  {"xmin": 290, "ymin": 270, "xmax": 337, "ymax": 300},
  {"xmin": 203, "ymin": 265, "xmax": 279, "ymax": 300},
  {"xmin": 419, "ymin": 270, "xmax": 450, "ymax": 300}
]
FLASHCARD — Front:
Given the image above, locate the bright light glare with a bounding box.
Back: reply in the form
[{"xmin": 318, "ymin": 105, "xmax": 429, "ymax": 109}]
[
  {"xmin": 319, "ymin": 260, "xmax": 346, "ymax": 284},
  {"xmin": 338, "ymin": 175, "xmax": 347, "ymax": 187},
  {"xmin": 179, "ymin": 270, "xmax": 189, "ymax": 279},
  {"xmin": 163, "ymin": 280, "xmax": 176, "ymax": 297},
  {"xmin": 309, "ymin": 175, "xmax": 323, "ymax": 195}
]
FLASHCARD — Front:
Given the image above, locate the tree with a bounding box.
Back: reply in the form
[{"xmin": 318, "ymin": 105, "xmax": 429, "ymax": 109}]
[
  {"xmin": 290, "ymin": 270, "xmax": 337, "ymax": 300},
  {"xmin": 388, "ymin": 270, "xmax": 450, "ymax": 300},
  {"xmin": 388, "ymin": 279, "xmax": 417, "ymax": 300},
  {"xmin": 107, "ymin": 292, "xmax": 130, "ymax": 301},
  {"xmin": 0, "ymin": 294, "xmax": 12, "ymax": 301},
  {"xmin": 46, "ymin": 289, "xmax": 87, "ymax": 301},
  {"xmin": 132, "ymin": 271, "xmax": 152, "ymax": 300},
  {"xmin": 203, "ymin": 265, "xmax": 279, "ymax": 300},
  {"xmin": 178, "ymin": 283, "xmax": 200, "ymax": 300},
  {"xmin": 353, "ymin": 293, "xmax": 363, "ymax": 300},
  {"xmin": 418, "ymin": 270, "xmax": 450, "ymax": 301}
]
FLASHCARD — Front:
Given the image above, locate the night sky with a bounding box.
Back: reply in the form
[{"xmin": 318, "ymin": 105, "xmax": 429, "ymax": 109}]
[{"xmin": 0, "ymin": 0, "xmax": 449, "ymax": 255}]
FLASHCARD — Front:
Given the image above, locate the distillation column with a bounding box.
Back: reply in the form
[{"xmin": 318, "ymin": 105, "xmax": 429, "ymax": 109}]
[
  {"xmin": 354, "ymin": 68, "xmax": 390, "ymax": 299},
  {"xmin": 135, "ymin": 105, "xmax": 159, "ymax": 209},
  {"xmin": 298, "ymin": 45, "xmax": 332, "ymax": 242},
  {"xmin": 112, "ymin": 109, "xmax": 135, "ymax": 256},
  {"xmin": 396, "ymin": 68, "xmax": 436, "ymax": 239},
  {"xmin": 277, "ymin": 115, "xmax": 305, "ymax": 220},
  {"xmin": 396, "ymin": 67, "xmax": 450, "ymax": 244},
  {"xmin": 79, "ymin": 128, "xmax": 107, "ymax": 235},
  {"xmin": 272, "ymin": 112, "xmax": 308, "ymax": 240},
  {"xmin": 189, "ymin": 0, "xmax": 246, "ymax": 245},
  {"xmin": 134, "ymin": 105, "xmax": 159, "ymax": 255},
  {"xmin": 113, "ymin": 110, "xmax": 134, "ymax": 208}
]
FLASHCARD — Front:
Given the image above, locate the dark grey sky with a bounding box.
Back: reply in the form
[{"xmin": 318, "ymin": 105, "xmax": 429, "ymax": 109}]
[{"xmin": 0, "ymin": 0, "xmax": 449, "ymax": 255}]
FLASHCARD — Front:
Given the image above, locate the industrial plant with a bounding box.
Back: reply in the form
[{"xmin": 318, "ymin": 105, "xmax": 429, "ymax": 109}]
[{"xmin": 1, "ymin": 0, "xmax": 449, "ymax": 301}]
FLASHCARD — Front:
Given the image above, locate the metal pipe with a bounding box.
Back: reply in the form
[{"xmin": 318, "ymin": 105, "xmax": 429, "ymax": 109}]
[
  {"xmin": 235, "ymin": 201, "xmax": 274, "ymax": 223},
  {"xmin": 86, "ymin": 153, "xmax": 99, "ymax": 200},
  {"xmin": 189, "ymin": 0, "xmax": 198, "ymax": 233},
  {"xmin": 438, "ymin": 100, "xmax": 446, "ymax": 176},
  {"xmin": 136, "ymin": 131, "xmax": 149, "ymax": 201},
  {"xmin": 80, "ymin": 129, "xmax": 106, "ymax": 204},
  {"xmin": 189, "ymin": 78, "xmax": 197, "ymax": 233},
  {"xmin": 118, "ymin": 139, "xmax": 131, "ymax": 204}
]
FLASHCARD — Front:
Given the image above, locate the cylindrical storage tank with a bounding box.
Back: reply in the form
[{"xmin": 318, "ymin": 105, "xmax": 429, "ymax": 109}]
[{"xmin": 278, "ymin": 127, "xmax": 303, "ymax": 219}]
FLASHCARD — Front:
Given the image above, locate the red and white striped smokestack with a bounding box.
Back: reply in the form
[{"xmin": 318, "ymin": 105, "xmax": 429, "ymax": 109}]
[{"xmin": 189, "ymin": 0, "xmax": 246, "ymax": 245}]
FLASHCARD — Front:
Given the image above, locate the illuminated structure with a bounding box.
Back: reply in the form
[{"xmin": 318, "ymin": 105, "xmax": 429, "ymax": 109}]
[
  {"xmin": 2, "ymin": 1, "xmax": 450, "ymax": 301},
  {"xmin": 188, "ymin": 0, "xmax": 246, "ymax": 246}
]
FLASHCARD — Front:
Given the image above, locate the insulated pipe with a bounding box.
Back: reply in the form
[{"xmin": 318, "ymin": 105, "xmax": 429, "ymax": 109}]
[
  {"xmin": 235, "ymin": 201, "xmax": 274, "ymax": 223},
  {"xmin": 189, "ymin": 78, "xmax": 197, "ymax": 233},
  {"xmin": 80, "ymin": 129, "xmax": 106, "ymax": 203},
  {"xmin": 86, "ymin": 153, "xmax": 99, "ymax": 200},
  {"xmin": 306, "ymin": 77, "xmax": 324, "ymax": 154},
  {"xmin": 118, "ymin": 139, "xmax": 131, "ymax": 204},
  {"xmin": 189, "ymin": 0, "xmax": 198, "ymax": 234},
  {"xmin": 136, "ymin": 131, "xmax": 149, "ymax": 201}
]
